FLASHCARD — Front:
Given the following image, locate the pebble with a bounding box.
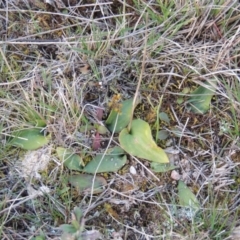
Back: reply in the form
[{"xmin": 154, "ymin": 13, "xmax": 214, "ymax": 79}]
[
  {"xmin": 171, "ymin": 170, "xmax": 180, "ymax": 180},
  {"xmin": 130, "ymin": 166, "xmax": 137, "ymax": 175}
]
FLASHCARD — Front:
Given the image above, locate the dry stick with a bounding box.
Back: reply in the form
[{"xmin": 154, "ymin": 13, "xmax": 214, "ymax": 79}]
[{"xmin": 128, "ymin": 15, "xmax": 148, "ymax": 132}]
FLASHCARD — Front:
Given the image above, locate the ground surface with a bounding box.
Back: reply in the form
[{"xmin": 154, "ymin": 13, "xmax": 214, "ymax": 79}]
[{"xmin": 0, "ymin": 1, "xmax": 240, "ymax": 240}]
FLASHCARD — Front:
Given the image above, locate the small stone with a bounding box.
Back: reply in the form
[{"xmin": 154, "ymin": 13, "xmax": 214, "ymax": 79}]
[
  {"xmin": 130, "ymin": 166, "xmax": 137, "ymax": 175},
  {"xmin": 171, "ymin": 170, "xmax": 180, "ymax": 180}
]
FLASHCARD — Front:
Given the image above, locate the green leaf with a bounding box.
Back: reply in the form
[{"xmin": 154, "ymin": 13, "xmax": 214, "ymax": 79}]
[
  {"xmin": 177, "ymin": 180, "xmax": 200, "ymax": 211},
  {"xmin": 68, "ymin": 174, "xmax": 107, "ymax": 194},
  {"xmin": 72, "ymin": 206, "xmax": 83, "ymax": 222},
  {"xmin": 60, "ymin": 224, "xmax": 77, "ymax": 234},
  {"xmin": 176, "ymin": 97, "xmax": 184, "ymax": 104},
  {"xmin": 83, "ymin": 147, "xmax": 127, "ymax": 173},
  {"xmin": 9, "ymin": 128, "xmax": 50, "ymax": 150},
  {"xmin": 97, "ymin": 125, "xmax": 108, "ymax": 134},
  {"xmin": 151, "ymin": 162, "xmax": 176, "ymax": 172},
  {"xmin": 158, "ymin": 130, "xmax": 169, "ymax": 140},
  {"xmin": 22, "ymin": 105, "xmax": 47, "ymax": 128},
  {"xmin": 105, "ymin": 98, "xmax": 138, "ymax": 133},
  {"xmin": 177, "ymin": 87, "xmax": 190, "ymax": 104},
  {"xmin": 71, "ymin": 220, "xmax": 80, "ymax": 231},
  {"xmin": 56, "ymin": 147, "xmax": 83, "ymax": 171},
  {"xmin": 159, "ymin": 112, "xmax": 170, "ymax": 124},
  {"xmin": 119, "ymin": 119, "xmax": 169, "ymax": 163},
  {"xmin": 188, "ymin": 80, "xmax": 217, "ymax": 114},
  {"xmin": 31, "ymin": 237, "xmax": 45, "ymax": 240}
]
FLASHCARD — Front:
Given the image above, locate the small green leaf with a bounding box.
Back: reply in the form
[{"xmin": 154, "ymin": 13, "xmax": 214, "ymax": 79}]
[
  {"xmin": 188, "ymin": 80, "xmax": 217, "ymax": 114},
  {"xmin": 158, "ymin": 130, "xmax": 169, "ymax": 140},
  {"xmin": 32, "ymin": 237, "xmax": 45, "ymax": 240},
  {"xmin": 68, "ymin": 174, "xmax": 107, "ymax": 194},
  {"xmin": 119, "ymin": 119, "xmax": 169, "ymax": 163},
  {"xmin": 56, "ymin": 147, "xmax": 83, "ymax": 171},
  {"xmin": 60, "ymin": 224, "xmax": 77, "ymax": 234},
  {"xmin": 177, "ymin": 88, "xmax": 190, "ymax": 105},
  {"xmin": 105, "ymin": 98, "xmax": 139, "ymax": 133},
  {"xmin": 151, "ymin": 162, "xmax": 176, "ymax": 172},
  {"xmin": 73, "ymin": 206, "xmax": 83, "ymax": 222},
  {"xmin": 182, "ymin": 87, "xmax": 190, "ymax": 94},
  {"xmin": 177, "ymin": 97, "xmax": 184, "ymax": 104},
  {"xmin": 171, "ymin": 126, "xmax": 183, "ymax": 137},
  {"xmin": 83, "ymin": 147, "xmax": 127, "ymax": 173},
  {"xmin": 34, "ymin": 119, "xmax": 47, "ymax": 128},
  {"xmin": 71, "ymin": 220, "xmax": 80, "ymax": 230},
  {"xmin": 97, "ymin": 125, "xmax": 108, "ymax": 134},
  {"xmin": 178, "ymin": 180, "xmax": 200, "ymax": 211},
  {"xmin": 159, "ymin": 112, "xmax": 170, "ymax": 124},
  {"xmin": 9, "ymin": 128, "xmax": 50, "ymax": 150}
]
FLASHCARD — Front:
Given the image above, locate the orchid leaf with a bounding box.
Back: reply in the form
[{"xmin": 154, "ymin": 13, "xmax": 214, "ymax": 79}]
[
  {"xmin": 83, "ymin": 147, "xmax": 126, "ymax": 173},
  {"xmin": 119, "ymin": 119, "xmax": 169, "ymax": 163},
  {"xmin": 159, "ymin": 112, "xmax": 170, "ymax": 124},
  {"xmin": 188, "ymin": 80, "xmax": 217, "ymax": 114},
  {"xmin": 9, "ymin": 128, "xmax": 50, "ymax": 150},
  {"xmin": 105, "ymin": 98, "xmax": 138, "ymax": 133},
  {"xmin": 151, "ymin": 162, "xmax": 176, "ymax": 172},
  {"xmin": 56, "ymin": 147, "xmax": 83, "ymax": 171},
  {"xmin": 178, "ymin": 180, "xmax": 200, "ymax": 211},
  {"xmin": 68, "ymin": 174, "xmax": 107, "ymax": 194}
]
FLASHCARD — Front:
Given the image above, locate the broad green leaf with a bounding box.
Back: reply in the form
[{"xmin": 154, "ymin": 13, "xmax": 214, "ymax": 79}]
[
  {"xmin": 178, "ymin": 180, "xmax": 200, "ymax": 211},
  {"xmin": 83, "ymin": 147, "xmax": 127, "ymax": 173},
  {"xmin": 68, "ymin": 174, "xmax": 107, "ymax": 194},
  {"xmin": 188, "ymin": 80, "xmax": 217, "ymax": 114},
  {"xmin": 151, "ymin": 162, "xmax": 176, "ymax": 172},
  {"xmin": 105, "ymin": 98, "xmax": 139, "ymax": 133},
  {"xmin": 9, "ymin": 128, "xmax": 50, "ymax": 150},
  {"xmin": 56, "ymin": 147, "xmax": 83, "ymax": 171},
  {"xmin": 119, "ymin": 119, "xmax": 169, "ymax": 163}
]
